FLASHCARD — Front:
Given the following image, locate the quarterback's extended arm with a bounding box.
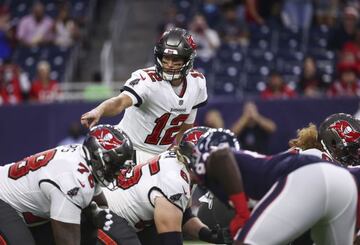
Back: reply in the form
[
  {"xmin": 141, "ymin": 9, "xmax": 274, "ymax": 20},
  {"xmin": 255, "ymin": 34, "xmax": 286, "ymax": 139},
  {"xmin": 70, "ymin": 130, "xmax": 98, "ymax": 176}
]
[{"xmin": 81, "ymin": 93, "xmax": 133, "ymax": 128}]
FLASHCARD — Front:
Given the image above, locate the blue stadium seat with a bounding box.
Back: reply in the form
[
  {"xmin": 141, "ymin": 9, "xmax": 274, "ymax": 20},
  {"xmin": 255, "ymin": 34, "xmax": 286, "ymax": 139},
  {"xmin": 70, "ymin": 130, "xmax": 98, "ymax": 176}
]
[
  {"xmin": 13, "ymin": 46, "xmax": 43, "ymax": 80},
  {"xmin": 245, "ymin": 55, "xmax": 274, "ymax": 76},
  {"xmin": 9, "ymin": 0, "xmax": 33, "ymax": 18},
  {"xmin": 276, "ymin": 58, "xmax": 302, "ymax": 76},
  {"xmin": 213, "ymin": 75, "xmax": 240, "ymax": 96},
  {"xmin": 307, "ymin": 25, "xmax": 330, "ymax": 49},
  {"xmin": 214, "ymin": 62, "xmax": 241, "ymax": 78},
  {"xmin": 243, "ymin": 74, "xmax": 267, "ymax": 93},
  {"xmin": 194, "ymin": 57, "xmax": 214, "ymax": 76}
]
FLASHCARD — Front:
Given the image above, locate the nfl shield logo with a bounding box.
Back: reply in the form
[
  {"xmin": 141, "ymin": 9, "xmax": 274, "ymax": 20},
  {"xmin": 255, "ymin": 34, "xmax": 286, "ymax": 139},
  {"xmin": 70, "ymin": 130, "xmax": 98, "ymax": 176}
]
[{"xmin": 179, "ymin": 100, "xmax": 184, "ymax": 106}]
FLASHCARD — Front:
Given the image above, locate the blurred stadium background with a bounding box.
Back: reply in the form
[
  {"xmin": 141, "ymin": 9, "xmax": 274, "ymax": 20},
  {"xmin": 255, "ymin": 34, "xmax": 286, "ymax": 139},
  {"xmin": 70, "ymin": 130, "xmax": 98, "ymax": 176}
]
[
  {"xmin": 0, "ymin": 0, "xmax": 360, "ymax": 244},
  {"xmin": 0, "ymin": 1, "xmax": 360, "ymax": 174}
]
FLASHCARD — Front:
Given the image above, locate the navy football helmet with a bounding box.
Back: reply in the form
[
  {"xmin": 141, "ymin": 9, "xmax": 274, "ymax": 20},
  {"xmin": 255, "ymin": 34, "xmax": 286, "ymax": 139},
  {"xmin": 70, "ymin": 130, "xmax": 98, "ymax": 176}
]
[
  {"xmin": 181, "ymin": 128, "xmax": 240, "ymax": 184},
  {"xmin": 83, "ymin": 125, "xmax": 134, "ymax": 190},
  {"xmin": 319, "ymin": 113, "xmax": 360, "ymax": 166},
  {"xmin": 154, "ymin": 28, "xmax": 197, "ymax": 81}
]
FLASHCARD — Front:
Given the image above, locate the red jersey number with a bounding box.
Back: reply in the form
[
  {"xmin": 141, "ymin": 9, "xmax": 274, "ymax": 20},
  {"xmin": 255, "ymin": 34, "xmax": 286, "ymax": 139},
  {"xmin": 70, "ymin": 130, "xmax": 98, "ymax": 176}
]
[
  {"xmin": 117, "ymin": 156, "xmax": 160, "ymax": 189},
  {"xmin": 8, "ymin": 149, "xmax": 57, "ymax": 180},
  {"xmin": 145, "ymin": 113, "xmax": 189, "ymax": 145}
]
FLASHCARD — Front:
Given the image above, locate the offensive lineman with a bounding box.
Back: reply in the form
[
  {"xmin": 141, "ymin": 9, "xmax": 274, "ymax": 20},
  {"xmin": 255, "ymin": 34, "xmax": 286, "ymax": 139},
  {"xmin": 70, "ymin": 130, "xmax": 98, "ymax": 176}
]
[
  {"xmin": 289, "ymin": 113, "xmax": 360, "ymax": 245},
  {"xmin": 81, "ymin": 28, "xmax": 208, "ymax": 163},
  {"xmin": 0, "ymin": 125, "xmax": 134, "ymax": 244},
  {"xmin": 96, "ymin": 127, "xmax": 231, "ymax": 245}
]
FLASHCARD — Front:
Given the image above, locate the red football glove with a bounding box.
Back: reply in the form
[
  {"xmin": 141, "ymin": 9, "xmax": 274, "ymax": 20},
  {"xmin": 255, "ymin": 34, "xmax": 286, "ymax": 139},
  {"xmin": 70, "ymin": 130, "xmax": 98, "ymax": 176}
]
[{"xmin": 229, "ymin": 192, "xmax": 250, "ymax": 238}]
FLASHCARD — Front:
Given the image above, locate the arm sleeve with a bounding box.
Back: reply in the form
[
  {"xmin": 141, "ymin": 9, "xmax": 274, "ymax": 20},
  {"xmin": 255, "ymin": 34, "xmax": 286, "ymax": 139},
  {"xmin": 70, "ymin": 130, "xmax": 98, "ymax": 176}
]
[
  {"xmin": 149, "ymin": 170, "xmax": 191, "ymax": 212},
  {"xmin": 122, "ymin": 70, "xmax": 150, "ymax": 107},
  {"xmin": 192, "ymin": 77, "xmax": 208, "ymax": 109},
  {"xmin": 121, "ymin": 90, "xmax": 138, "ymax": 106},
  {"xmin": 40, "ymin": 182, "xmax": 82, "ymax": 224},
  {"xmin": 184, "ymin": 109, "xmax": 197, "ymax": 124}
]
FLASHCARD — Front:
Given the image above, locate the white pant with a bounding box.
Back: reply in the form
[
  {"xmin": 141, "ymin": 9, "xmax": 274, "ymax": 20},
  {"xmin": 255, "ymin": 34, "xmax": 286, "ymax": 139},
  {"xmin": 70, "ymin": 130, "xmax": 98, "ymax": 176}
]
[
  {"xmin": 238, "ymin": 163, "xmax": 357, "ymax": 245},
  {"xmin": 133, "ymin": 149, "xmax": 157, "ymax": 164}
]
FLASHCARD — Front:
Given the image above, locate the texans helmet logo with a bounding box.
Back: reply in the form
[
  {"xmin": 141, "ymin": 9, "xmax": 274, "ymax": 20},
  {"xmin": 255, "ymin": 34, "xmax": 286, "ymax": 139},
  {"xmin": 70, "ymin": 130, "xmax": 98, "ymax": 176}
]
[{"xmin": 330, "ymin": 120, "xmax": 360, "ymax": 143}]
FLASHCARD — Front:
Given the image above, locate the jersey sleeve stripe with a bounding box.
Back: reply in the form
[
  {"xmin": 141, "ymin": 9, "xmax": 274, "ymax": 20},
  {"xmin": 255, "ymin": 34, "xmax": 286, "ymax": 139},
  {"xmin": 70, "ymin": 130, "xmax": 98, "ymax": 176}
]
[
  {"xmin": 122, "ymin": 86, "xmax": 143, "ymax": 107},
  {"xmin": 192, "ymin": 99, "xmax": 208, "ymax": 109},
  {"xmin": 38, "ymin": 179, "xmax": 82, "ymax": 209}
]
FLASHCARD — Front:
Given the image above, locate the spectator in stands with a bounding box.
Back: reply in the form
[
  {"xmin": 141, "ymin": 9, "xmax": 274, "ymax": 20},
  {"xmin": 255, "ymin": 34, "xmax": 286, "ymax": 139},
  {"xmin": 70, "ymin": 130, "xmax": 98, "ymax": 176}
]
[
  {"xmin": 53, "ymin": 3, "xmax": 80, "ymax": 48},
  {"xmin": 328, "ymin": 6, "xmax": 359, "ymax": 51},
  {"xmin": 231, "ymin": 101, "xmax": 276, "ymax": 154},
  {"xmin": 57, "ymin": 121, "xmax": 86, "ymax": 146},
  {"xmin": 298, "ymin": 56, "xmax": 326, "ymax": 97},
  {"xmin": 281, "ymin": 0, "xmax": 314, "ymax": 31},
  {"xmin": 203, "ymin": 108, "xmax": 225, "ymax": 128},
  {"xmin": 0, "ymin": 61, "xmax": 30, "ymax": 105},
  {"xmin": 244, "ymin": 0, "xmax": 265, "ymax": 25},
  {"xmin": 199, "ymin": 0, "xmax": 221, "ymax": 28},
  {"xmin": 0, "ymin": 6, "xmax": 13, "ymax": 61},
  {"xmin": 340, "ymin": 28, "xmax": 360, "ymax": 71},
  {"xmin": 157, "ymin": 5, "xmax": 186, "ymax": 35},
  {"xmin": 261, "ymin": 71, "xmax": 297, "ymax": 99},
  {"xmin": 16, "ymin": 1, "xmax": 54, "ymax": 48},
  {"xmin": 314, "ymin": 0, "xmax": 339, "ymax": 27},
  {"xmin": 188, "ymin": 14, "xmax": 220, "ymax": 60},
  {"xmin": 327, "ymin": 63, "xmax": 360, "ymax": 97},
  {"xmin": 30, "ymin": 61, "xmax": 59, "ymax": 103},
  {"xmin": 217, "ymin": 3, "xmax": 249, "ymax": 46},
  {"xmin": 245, "ymin": 0, "xmax": 281, "ymax": 25}
]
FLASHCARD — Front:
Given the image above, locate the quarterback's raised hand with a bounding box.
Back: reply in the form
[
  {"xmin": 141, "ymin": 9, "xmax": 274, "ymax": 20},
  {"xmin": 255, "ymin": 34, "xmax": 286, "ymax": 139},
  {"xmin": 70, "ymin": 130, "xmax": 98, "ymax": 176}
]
[{"xmin": 81, "ymin": 108, "xmax": 102, "ymax": 128}]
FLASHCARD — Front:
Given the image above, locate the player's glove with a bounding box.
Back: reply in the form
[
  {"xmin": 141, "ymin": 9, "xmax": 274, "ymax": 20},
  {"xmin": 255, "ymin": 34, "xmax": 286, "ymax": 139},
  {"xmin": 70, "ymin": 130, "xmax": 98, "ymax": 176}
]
[
  {"xmin": 229, "ymin": 192, "xmax": 250, "ymax": 238},
  {"xmin": 86, "ymin": 201, "xmax": 113, "ymax": 231},
  {"xmin": 199, "ymin": 225, "xmax": 233, "ymax": 244}
]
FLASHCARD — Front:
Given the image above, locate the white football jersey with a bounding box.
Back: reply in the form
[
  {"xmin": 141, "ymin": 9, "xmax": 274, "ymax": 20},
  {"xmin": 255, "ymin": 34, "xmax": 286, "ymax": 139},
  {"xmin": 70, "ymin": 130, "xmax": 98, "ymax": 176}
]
[
  {"xmin": 291, "ymin": 147, "xmax": 333, "ymax": 161},
  {"xmin": 118, "ymin": 66, "xmax": 208, "ymax": 155},
  {"xmin": 103, "ymin": 150, "xmax": 191, "ymax": 231},
  {"xmin": 0, "ymin": 144, "xmax": 101, "ymax": 225}
]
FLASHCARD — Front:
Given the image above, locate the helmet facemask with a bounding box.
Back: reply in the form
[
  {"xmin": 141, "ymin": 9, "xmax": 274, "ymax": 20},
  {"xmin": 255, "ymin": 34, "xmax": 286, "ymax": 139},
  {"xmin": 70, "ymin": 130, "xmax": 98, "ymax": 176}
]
[{"xmin": 155, "ymin": 55, "xmax": 193, "ymax": 82}]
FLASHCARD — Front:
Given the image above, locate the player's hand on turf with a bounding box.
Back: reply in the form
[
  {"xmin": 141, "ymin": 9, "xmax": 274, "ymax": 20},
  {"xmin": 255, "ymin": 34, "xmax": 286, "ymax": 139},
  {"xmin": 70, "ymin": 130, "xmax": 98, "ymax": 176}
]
[
  {"xmin": 88, "ymin": 201, "xmax": 113, "ymax": 231},
  {"xmin": 211, "ymin": 225, "xmax": 233, "ymax": 244},
  {"xmin": 81, "ymin": 109, "xmax": 101, "ymax": 128}
]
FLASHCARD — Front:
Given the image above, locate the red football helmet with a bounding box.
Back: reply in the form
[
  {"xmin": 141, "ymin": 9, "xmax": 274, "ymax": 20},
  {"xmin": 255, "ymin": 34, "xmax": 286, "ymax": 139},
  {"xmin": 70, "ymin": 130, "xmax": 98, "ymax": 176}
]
[
  {"xmin": 319, "ymin": 113, "xmax": 360, "ymax": 166},
  {"xmin": 83, "ymin": 125, "xmax": 134, "ymax": 189}
]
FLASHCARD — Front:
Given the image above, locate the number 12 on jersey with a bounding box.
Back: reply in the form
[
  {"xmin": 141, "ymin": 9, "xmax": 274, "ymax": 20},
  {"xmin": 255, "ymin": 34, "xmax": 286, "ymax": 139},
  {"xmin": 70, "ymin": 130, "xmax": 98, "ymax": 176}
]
[{"xmin": 145, "ymin": 113, "xmax": 189, "ymax": 145}]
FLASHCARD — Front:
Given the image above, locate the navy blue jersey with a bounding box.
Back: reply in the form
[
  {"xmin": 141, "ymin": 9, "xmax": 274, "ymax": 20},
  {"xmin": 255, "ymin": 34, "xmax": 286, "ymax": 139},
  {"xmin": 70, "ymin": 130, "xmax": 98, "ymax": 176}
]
[{"xmin": 206, "ymin": 150, "xmax": 330, "ymax": 204}]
